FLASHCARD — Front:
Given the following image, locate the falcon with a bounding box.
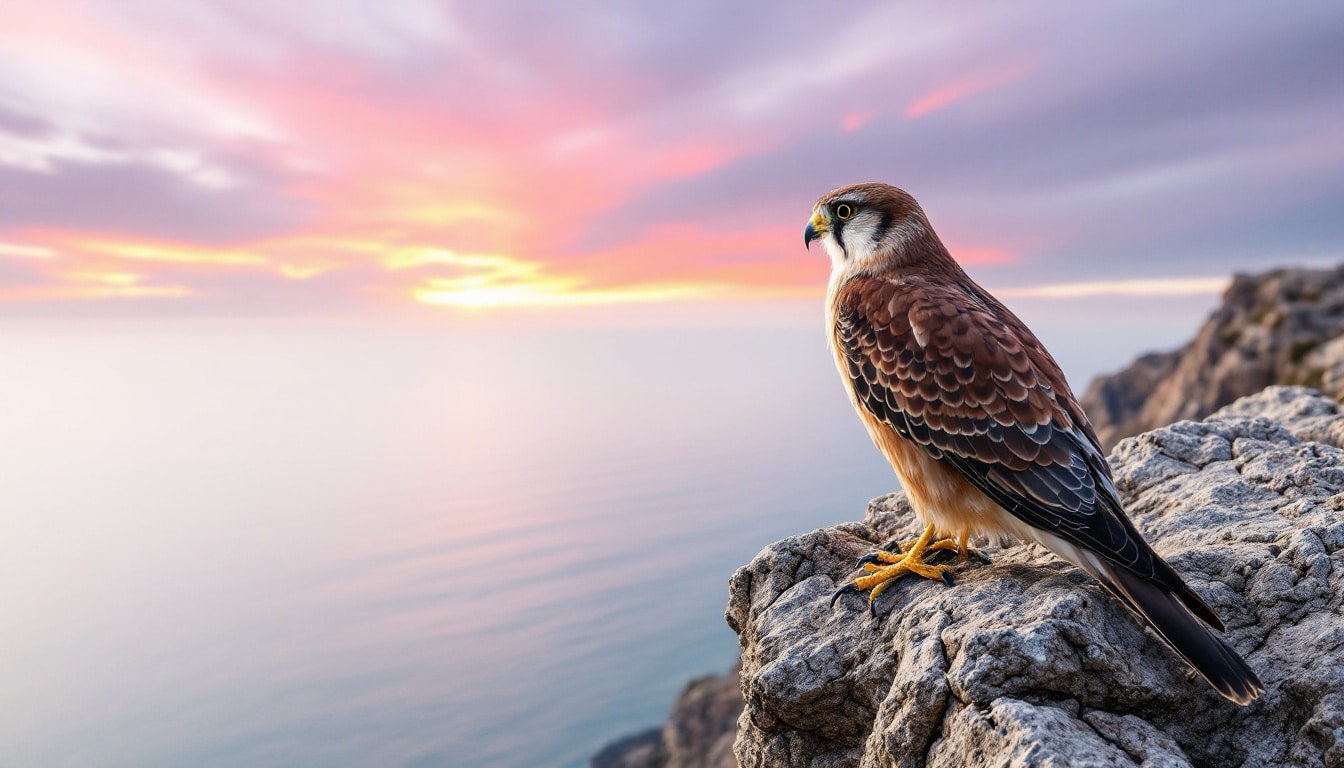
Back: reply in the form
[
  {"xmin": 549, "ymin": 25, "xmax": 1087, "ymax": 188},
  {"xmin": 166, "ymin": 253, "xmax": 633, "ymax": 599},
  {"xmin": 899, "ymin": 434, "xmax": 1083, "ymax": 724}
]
[{"xmin": 806, "ymin": 182, "xmax": 1263, "ymax": 705}]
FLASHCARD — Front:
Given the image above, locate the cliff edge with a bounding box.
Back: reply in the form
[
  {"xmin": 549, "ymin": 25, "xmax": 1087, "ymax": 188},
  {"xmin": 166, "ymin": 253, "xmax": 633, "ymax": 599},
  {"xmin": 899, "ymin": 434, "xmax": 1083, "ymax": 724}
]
[
  {"xmin": 727, "ymin": 386, "xmax": 1344, "ymax": 767},
  {"xmin": 1081, "ymin": 265, "xmax": 1344, "ymax": 450}
]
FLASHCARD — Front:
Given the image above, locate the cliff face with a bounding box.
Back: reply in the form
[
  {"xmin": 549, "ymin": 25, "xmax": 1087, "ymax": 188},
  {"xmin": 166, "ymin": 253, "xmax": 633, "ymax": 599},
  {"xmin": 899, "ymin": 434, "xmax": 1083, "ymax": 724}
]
[
  {"xmin": 591, "ymin": 664, "xmax": 743, "ymax": 768},
  {"xmin": 1081, "ymin": 265, "xmax": 1344, "ymax": 450},
  {"xmin": 727, "ymin": 387, "xmax": 1344, "ymax": 768}
]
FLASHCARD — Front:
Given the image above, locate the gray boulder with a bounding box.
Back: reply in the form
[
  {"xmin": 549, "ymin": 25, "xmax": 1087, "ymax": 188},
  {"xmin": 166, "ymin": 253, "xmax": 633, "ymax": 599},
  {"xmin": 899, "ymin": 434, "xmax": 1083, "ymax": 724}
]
[{"xmin": 727, "ymin": 386, "xmax": 1344, "ymax": 767}]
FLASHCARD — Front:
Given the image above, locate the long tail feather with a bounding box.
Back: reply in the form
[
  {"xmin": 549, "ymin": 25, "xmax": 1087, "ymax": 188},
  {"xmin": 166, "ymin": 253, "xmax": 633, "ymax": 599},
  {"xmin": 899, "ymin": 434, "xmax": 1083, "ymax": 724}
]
[{"xmin": 1102, "ymin": 564, "xmax": 1263, "ymax": 705}]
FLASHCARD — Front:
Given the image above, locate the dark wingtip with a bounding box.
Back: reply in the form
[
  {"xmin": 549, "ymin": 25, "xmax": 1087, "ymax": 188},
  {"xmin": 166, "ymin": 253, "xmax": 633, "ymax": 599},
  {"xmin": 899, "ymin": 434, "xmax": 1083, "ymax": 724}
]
[{"xmin": 1212, "ymin": 664, "xmax": 1265, "ymax": 706}]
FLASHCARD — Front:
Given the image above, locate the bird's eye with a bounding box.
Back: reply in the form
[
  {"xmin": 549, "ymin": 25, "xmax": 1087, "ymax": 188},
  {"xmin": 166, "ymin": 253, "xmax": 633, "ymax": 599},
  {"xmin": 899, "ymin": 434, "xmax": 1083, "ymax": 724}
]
[{"xmin": 834, "ymin": 203, "xmax": 855, "ymax": 220}]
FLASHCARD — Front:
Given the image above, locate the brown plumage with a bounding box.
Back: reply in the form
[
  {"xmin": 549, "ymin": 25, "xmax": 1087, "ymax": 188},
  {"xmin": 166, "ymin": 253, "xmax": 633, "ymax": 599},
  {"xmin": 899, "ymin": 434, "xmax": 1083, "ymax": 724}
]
[{"xmin": 807, "ymin": 182, "xmax": 1263, "ymax": 705}]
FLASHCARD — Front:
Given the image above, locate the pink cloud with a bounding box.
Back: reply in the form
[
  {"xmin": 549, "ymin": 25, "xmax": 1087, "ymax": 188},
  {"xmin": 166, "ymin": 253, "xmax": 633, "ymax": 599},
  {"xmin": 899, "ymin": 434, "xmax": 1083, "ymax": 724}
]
[
  {"xmin": 905, "ymin": 63, "xmax": 1033, "ymax": 120},
  {"xmin": 0, "ymin": 5, "xmax": 1030, "ymax": 312},
  {"xmin": 1, "ymin": 4, "xmax": 1341, "ymax": 317},
  {"xmin": 943, "ymin": 246, "xmax": 1016, "ymax": 266},
  {"xmin": 840, "ymin": 111, "xmax": 871, "ymax": 133}
]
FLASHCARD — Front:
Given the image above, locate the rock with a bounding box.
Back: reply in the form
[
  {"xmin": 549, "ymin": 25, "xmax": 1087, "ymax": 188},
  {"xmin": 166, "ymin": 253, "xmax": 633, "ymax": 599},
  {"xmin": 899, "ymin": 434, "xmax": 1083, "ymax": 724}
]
[
  {"xmin": 726, "ymin": 386, "xmax": 1344, "ymax": 768},
  {"xmin": 1212, "ymin": 385, "xmax": 1344, "ymax": 451},
  {"xmin": 1081, "ymin": 264, "xmax": 1344, "ymax": 449},
  {"xmin": 1082, "ymin": 351, "xmax": 1181, "ymax": 449},
  {"xmin": 591, "ymin": 728, "xmax": 667, "ymax": 768},
  {"xmin": 592, "ymin": 664, "xmax": 744, "ymax": 768},
  {"xmin": 663, "ymin": 664, "xmax": 743, "ymax": 768}
]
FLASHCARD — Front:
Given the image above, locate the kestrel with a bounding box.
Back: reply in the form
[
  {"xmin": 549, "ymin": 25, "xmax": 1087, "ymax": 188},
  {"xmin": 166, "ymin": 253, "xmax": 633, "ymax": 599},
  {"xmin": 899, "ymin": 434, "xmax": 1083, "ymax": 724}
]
[{"xmin": 807, "ymin": 182, "xmax": 1262, "ymax": 705}]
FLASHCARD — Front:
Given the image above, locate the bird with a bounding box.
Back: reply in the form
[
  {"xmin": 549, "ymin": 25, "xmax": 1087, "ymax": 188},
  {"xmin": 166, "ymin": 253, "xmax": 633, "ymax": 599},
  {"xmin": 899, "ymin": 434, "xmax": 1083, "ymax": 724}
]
[{"xmin": 805, "ymin": 181, "xmax": 1263, "ymax": 705}]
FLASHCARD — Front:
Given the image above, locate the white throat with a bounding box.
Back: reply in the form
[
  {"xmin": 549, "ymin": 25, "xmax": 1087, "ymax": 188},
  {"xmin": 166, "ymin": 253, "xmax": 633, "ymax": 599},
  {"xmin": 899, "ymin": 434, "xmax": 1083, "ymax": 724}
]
[
  {"xmin": 822, "ymin": 236, "xmax": 850, "ymax": 273},
  {"xmin": 822, "ymin": 214, "xmax": 925, "ymax": 286}
]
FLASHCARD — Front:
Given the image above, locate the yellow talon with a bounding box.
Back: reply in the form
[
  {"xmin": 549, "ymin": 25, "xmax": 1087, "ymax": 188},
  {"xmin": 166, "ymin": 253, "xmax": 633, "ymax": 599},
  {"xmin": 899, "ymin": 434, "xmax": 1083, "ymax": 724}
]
[
  {"xmin": 871, "ymin": 535, "xmax": 982, "ymax": 563},
  {"xmin": 833, "ymin": 523, "xmax": 989, "ymax": 614}
]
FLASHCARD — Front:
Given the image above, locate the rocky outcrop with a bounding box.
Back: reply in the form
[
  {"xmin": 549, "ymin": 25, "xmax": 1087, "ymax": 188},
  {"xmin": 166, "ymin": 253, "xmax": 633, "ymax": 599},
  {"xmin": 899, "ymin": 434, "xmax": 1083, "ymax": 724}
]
[
  {"xmin": 592, "ymin": 729, "xmax": 667, "ymax": 768},
  {"xmin": 1082, "ymin": 265, "xmax": 1344, "ymax": 449},
  {"xmin": 592, "ymin": 665, "xmax": 743, "ymax": 768},
  {"xmin": 727, "ymin": 386, "xmax": 1344, "ymax": 767}
]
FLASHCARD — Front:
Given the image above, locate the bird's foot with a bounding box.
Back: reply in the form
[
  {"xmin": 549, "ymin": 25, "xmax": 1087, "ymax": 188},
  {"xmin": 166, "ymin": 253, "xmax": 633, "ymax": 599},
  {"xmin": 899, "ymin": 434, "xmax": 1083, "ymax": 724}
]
[
  {"xmin": 867, "ymin": 536, "xmax": 991, "ymax": 565},
  {"xmin": 832, "ymin": 524, "xmax": 984, "ymax": 616}
]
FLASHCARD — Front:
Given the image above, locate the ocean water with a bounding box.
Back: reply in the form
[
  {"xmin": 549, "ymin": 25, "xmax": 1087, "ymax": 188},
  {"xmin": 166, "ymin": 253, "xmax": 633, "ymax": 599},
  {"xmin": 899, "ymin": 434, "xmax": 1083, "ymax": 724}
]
[{"xmin": 0, "ymin": 298, "xmax": 1214, "ymax": 767}]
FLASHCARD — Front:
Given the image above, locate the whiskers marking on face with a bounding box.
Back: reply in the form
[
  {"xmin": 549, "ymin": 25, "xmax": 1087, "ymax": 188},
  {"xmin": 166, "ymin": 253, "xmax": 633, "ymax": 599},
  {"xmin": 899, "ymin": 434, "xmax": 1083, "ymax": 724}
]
[
  {"xmin": 827, "ymin": 210, "xmax": 926, "ymax": 276},
  {"xmin": 822, "ymin": 232, "xmax": 847, "ymax": 268}
]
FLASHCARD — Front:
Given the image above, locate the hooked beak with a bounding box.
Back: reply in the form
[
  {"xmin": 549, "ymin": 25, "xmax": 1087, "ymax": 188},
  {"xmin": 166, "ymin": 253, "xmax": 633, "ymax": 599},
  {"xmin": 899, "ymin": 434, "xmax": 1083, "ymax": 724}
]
[{"xmin": 804, "ymin": 211, "xmax": 827, "ymax": 249}]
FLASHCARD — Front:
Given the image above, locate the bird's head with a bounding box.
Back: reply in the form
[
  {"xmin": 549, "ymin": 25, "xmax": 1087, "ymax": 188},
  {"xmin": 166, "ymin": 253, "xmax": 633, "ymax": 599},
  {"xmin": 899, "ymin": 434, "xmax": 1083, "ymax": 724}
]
[{"xmin": 805, "ymin": 182, "xmax": 942, "ymax": 275}]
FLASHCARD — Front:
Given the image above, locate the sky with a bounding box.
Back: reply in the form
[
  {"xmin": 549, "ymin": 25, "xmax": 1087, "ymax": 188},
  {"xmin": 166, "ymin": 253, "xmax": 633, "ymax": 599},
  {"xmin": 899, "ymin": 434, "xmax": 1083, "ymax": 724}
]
[{"xmin": 0, "ymin": 1, "xmax": 1341, "ymax": 319}]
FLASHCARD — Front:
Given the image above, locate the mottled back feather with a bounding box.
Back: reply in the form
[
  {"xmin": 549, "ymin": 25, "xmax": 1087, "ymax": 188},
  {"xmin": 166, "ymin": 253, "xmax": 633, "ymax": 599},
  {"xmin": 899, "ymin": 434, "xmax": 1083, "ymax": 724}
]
[{"xmin": 834, "ymin": 270, "xmax": 1223, "ymax": 630}]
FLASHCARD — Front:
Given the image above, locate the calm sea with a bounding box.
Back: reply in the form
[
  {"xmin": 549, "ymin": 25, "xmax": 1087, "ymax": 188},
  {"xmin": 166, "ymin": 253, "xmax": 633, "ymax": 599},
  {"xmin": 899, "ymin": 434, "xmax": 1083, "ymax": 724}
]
[{"xmin": 0, "ymin": 297, "xmax": 1214, "ymax": 767}]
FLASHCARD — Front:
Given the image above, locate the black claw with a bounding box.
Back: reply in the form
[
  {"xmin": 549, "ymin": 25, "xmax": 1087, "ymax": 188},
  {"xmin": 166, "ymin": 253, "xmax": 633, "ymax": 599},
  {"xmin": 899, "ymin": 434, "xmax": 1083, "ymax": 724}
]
[
  {"xmin": 879, "ymin": 538, "xmax": 903, "ymax": 553},
  {"xmin": 977, "ymin": 550, "xmax": 993, "ymax": 565},
  {"xmin": 928, "ymin": 548, "xmax": 957, "ymax": 564},
  {"xmin": 857, "ymin": 553, "xmax": 882, "ymax": 567},
  {"xmin": 869, "ymin": 598, "xmax": 880, "ymax": 619},
  {"xmin": 940, "ymin": 570, "xmax": 956, "ymax": 587},
  {"xmin": 830, "ymin": 582, "xmax": 859, "ymax": 608}
]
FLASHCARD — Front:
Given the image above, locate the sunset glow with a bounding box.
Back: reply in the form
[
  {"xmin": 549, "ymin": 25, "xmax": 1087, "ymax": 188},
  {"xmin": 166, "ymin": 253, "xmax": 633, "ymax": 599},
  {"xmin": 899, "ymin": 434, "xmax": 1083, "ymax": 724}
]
[
  {"xmin": 1, "ymin": 271, "xmax": 191, "ymax": 301},
  {"xmin": 413, "ymin": 278, "xmax": 712, "ymax": 309},
  {"xmin": 0, "ymin": 3, "xmax": 1340, "ymax": 317},
  {"xmin": 998, "ymin": 277, "xmax": 1232, "ymax": 299},
  {"xmin": 397, "ymin": 248, "xmax": 716, "ymax": 308}
]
